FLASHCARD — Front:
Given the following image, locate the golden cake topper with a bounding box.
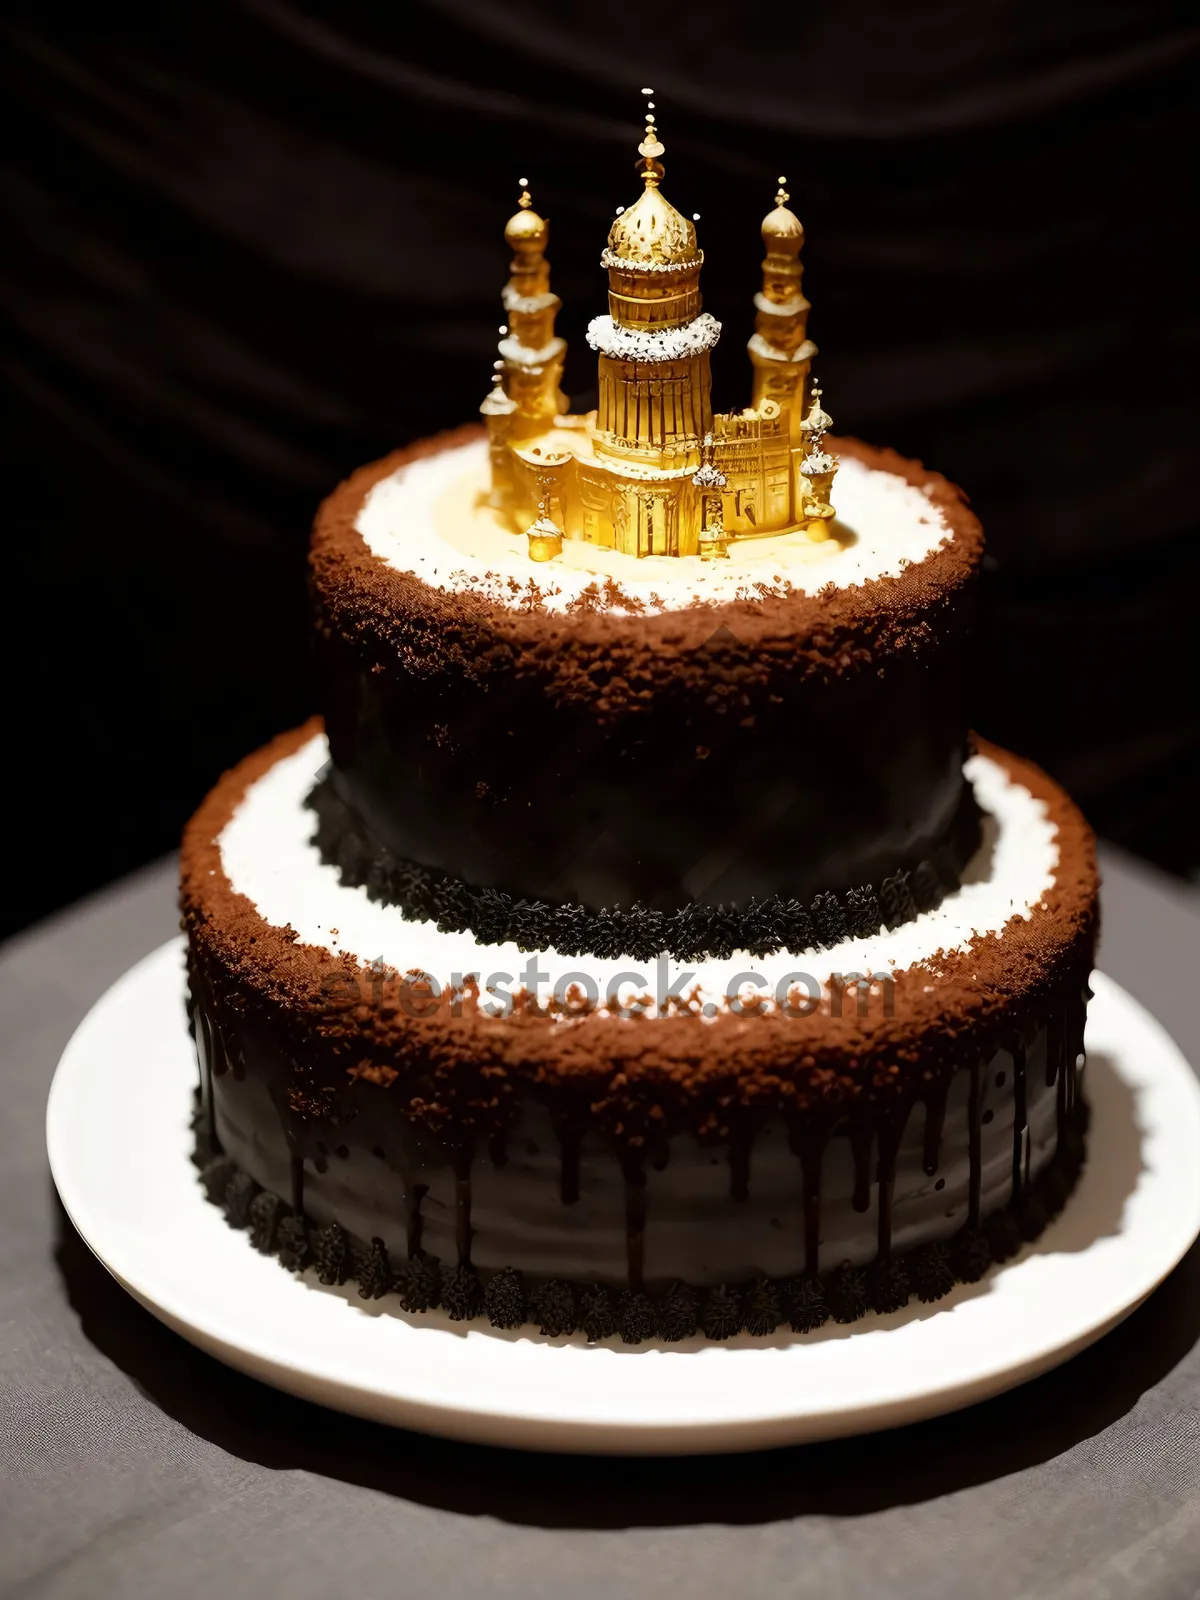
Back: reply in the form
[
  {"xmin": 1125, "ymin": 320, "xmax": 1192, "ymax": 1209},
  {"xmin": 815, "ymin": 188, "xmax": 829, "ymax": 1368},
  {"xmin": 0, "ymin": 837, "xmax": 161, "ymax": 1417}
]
[{"xmin": 479, "ymin": 98, "xmax": 834, "ymax": 560}]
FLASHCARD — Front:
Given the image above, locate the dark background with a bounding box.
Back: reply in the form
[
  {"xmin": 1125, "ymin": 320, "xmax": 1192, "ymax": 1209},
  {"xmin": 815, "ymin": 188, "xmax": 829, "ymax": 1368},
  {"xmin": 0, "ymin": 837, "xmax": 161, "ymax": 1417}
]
[{"xmin": 2, "ymin": 1, "xmax": 1197, "ymax": 942}]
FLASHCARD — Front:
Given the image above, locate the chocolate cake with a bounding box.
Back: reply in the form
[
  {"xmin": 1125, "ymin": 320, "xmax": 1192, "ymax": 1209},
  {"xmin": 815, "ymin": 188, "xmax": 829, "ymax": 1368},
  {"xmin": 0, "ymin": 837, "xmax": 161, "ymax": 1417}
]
[{"xmin": 181, "ymin": 120, "xmax": 1097, "ymax": 1342}]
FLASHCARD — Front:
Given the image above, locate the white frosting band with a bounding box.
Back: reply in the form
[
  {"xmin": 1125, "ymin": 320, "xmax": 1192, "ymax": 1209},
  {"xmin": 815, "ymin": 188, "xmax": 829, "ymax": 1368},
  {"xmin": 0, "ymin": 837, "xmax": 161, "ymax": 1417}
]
[
  {"xmin": 220, "ymin": 733, "xmax": 1059, "ymax": 1019},
  {"xmin": 585, "ymin": 311, "xmax": 722, "ymax": 361}
]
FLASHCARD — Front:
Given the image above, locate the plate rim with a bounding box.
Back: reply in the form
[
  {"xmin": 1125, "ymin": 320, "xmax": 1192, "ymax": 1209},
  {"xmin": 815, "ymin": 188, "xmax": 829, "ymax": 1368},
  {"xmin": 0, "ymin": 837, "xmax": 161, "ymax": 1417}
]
[{"xmin": 46, "ymin": 941, "xmax": 1200, "ymax": 1455}]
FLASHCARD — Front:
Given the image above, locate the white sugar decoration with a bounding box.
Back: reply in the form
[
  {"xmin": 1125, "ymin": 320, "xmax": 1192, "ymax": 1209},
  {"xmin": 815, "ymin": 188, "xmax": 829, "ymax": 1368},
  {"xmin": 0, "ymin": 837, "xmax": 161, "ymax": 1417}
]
[
  {"xmin": 585, "ymin": 312, "xmax": 722, "ymax": 362},
  {"xmin": 221, "ymin": 734, "xmax": 1060, "ymax": 1012},
  {"xmin": 497, "ymin": 333, "xmax": 565, "ymax": 367},
  {"xmin": 747, "ymin": 329, "xmax": 812, "ymax": 360},
  {"xmin": 501, "ymin": 285, "xmax": 560, "ymax": 316},
  {"xmin": 599, "ymin": 247, "xmax": 702, "ymax": 275}
]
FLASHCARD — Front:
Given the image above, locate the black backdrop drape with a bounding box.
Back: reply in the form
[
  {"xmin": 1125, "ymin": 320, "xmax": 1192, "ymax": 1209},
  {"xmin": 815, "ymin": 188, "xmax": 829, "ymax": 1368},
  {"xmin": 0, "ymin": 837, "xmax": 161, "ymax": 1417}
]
[{"xmin": 2, "ymin": 1, "xmax": 1197, "ymax": 940}]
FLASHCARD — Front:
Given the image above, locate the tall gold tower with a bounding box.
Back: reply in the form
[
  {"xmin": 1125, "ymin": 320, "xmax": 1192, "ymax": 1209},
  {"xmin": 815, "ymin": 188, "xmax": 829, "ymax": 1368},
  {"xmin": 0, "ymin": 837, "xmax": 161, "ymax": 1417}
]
[
  {"xmin": 589, "ymin": 109, "xmax": 717, "ymax": 474},
  {"xmin": 747, "ymin": 178, "xmax": 816, "ymax": 444},
  {"xmin": 494, "ymin": 183, "xmax": 567, "ymax": 438},
  {"xmin": 480, "ymin": 183, "xmax": 569, "ymax": 520}
]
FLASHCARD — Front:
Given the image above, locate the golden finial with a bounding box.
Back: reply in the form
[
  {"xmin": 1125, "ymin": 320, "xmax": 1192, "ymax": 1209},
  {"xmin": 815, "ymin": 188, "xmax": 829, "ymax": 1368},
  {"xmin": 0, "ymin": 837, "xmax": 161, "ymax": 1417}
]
[
  {"xmin": 637, "ymin": 87, "xmax": 665, "ymax": 185},
  {"xmin": 801, "ymin": 382, "xmax": 833, "ymax": 439},
  {"xmin": 526, "ymin": 492, "xmax": 564, "ymax": 562},
  {"xmin": 762, "ymin": 174, "xmax": 803, "ymax": 246},
  {"xmin": 505, "ymin": 177, "xmax": 547, "ymax": 250}
]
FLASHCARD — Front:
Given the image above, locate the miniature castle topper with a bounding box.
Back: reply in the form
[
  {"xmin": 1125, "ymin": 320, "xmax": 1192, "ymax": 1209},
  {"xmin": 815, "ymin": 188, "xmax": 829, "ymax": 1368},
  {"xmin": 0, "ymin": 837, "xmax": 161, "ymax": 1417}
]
[{"xmin": 480, "ymin": 92, "xmax": 838, "ymax": 562}]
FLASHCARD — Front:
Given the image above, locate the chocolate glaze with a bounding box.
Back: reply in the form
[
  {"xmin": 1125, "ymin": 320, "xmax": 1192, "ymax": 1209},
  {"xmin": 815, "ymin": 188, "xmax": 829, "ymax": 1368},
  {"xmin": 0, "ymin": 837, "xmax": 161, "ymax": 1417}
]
[
  {"xmin": 197, "ymin": 1098, "xmax": 1089, "ymax": 1339},
  {"xmin": 306, "ymin": 768, "xmax": 982, "ymax": 961},
  {"xmin": 405, "ymin": 1181, "xmax": 427, "ymax": 1258},
  {"xmin": 922, "ymin": 1085, "xmax": 948, "ymax": 1179},
  {"xmin": 309, "ymin": 429, "xmax": 984, "ymax": 915},
  {"xmin": 198, "ymin": 993, "xmax": 1086, "ymax": 1295},
  {"xmin": 1011, "ymin": 1036, "xmax": 1029, "ymax": 1202},
  {"xmin": 452, "ymin": 1145, "xmax": 472, "ymax": 1265},
  {"xmin": 967, "ymin": 1058, "xmax": 984, "ymax": 1228}
]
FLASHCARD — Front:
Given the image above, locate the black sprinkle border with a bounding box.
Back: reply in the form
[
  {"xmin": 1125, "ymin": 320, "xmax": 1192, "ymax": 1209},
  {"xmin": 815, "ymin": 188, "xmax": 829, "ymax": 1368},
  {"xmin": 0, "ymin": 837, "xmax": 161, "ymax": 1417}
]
[
  {"xmin": 194, "ymin": 1103, "xmax": 1088, "ymax": 1344},
  {"xmin": 306, "ymin": 777, "xmax": 979, "ymax": 962}
]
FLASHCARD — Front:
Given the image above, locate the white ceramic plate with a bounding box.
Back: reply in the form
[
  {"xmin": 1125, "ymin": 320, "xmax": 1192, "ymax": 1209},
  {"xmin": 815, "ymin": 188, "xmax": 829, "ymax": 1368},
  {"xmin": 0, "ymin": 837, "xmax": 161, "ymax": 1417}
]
[{"xmin": 47, "ymin": 941, "xmax": 1200, "ymax": 1455}]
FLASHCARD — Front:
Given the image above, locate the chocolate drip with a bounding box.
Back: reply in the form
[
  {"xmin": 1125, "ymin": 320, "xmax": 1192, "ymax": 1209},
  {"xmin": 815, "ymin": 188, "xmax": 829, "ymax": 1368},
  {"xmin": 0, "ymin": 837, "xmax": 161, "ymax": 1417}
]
[
  {"xmin": 453, "ymin": 1146, "xmax": 473, "ymax": 1265},
  {"xmin": 558, "ymin": 1128, "xmax": 582, "ymax": 1206},
  {"xmin": 1045, "ymin": 1010, "xmax": 1064, "ymax": 1088},
  {"xmin": 1065, "ymin": 981, "xmax": 1087, "ymax": 1115},
  {"xmin": 1010, "ymin": 1037, "xmax": 1028, "ymax": 1205},
  {"xmin": 922, "ymin": 1084, "xmax": 948, "ymax": 1178},
  {"xmin": 197, "ymin": 1006, "xmax": 218, "ymax": 1154},
  {"xmin": 289, "ymin": 1153, "xmax": 305, "ymax": 1216},
  {"xmin": 967, "ymin": 1057, "xmax": 983, "ymax": 1229},
  {"xmin": 1056, "ymin": 1056, "xmax": 1068, "ymax": 1145},
  {"xmin": 623, "ymin": 1151, "xmax": 647, "ymax": 1291},
  {"xmin": 790, "ymin": 1123, "xmax": 826, "ymax": 1280},
  {"xmin": 405, "ymin": 1181, "xmax": 428, "ymax": 1259},
  {"xmin": 197, "ymin": 1090, "xmax": 1091, "ymax": 1344},
  {"xmin": 849, "ymin": 1123, "xmax": 872, "ymax": 1214},
  {"xmin": 1067, "ymin": 1031, "xmax": 1076, "ymax": 1116},
  {"xmin": 876, "ymin": 1121, "xmax": 902, "ymax": 1261},
  {"xmin": 209, "ymin": 1015, "xmax": 229, "ymax": 1077}
]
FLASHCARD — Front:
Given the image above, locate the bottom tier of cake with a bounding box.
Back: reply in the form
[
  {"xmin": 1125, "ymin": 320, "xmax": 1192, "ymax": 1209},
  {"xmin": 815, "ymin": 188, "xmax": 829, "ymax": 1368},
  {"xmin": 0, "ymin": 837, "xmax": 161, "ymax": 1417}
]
[
  {"xmin": 181, "ymin": 722, "xmax": 1098, "ymax": 1341},
  {"xmin": 191, "ymin": 1098, "xmax": 1089, "ymax": 1340}
]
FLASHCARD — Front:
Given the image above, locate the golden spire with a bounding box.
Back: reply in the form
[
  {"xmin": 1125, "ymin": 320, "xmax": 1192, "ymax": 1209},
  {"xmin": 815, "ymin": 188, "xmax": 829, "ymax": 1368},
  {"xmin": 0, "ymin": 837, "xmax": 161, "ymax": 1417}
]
[
  {"xmin": 636, "ymin": 89, "xmax": 666, "ymax": 186},
  {"xmin": 605, "ymin": 91, "xmax": 699, "ymax": 270}
]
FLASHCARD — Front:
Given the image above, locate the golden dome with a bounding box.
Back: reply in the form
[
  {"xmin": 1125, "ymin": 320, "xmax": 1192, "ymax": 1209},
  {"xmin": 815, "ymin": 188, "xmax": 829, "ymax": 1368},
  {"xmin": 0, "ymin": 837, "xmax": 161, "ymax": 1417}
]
[
  {"xmin": 607, "ymin": 182, "xmax": 698, "ymax": 267},
  {"xmin": 505, "ymin": 185, "xmax": 547, "ymax": 252},
  {"xmin": 605, "ymin": 110, "xmax": 700, "ymax": 268},
  {"xmin": 761, "ymin": 178, "xmax": 803, "ymax": 251}
]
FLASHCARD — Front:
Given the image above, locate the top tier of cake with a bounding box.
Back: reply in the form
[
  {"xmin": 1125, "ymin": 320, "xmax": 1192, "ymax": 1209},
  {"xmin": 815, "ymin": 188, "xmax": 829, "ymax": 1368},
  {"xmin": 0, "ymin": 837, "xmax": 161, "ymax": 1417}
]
[{"xmin": 308, "ymin": 426, "xmax": 983, "ymax": 955}]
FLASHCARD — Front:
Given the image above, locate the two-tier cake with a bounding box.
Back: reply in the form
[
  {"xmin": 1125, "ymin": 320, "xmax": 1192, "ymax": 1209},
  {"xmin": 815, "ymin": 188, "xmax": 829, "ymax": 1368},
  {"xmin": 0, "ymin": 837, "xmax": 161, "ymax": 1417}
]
[{"xmin": 181, "ymin": 103, "xmax": 1097, "ymax": 1343}]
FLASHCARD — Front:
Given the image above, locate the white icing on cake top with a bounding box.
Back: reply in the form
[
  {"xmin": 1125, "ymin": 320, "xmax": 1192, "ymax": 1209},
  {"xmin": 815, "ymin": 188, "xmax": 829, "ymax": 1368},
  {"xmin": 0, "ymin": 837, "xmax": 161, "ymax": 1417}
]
[
  {"xmin": 354, "ymin": 438, "xmax": 952, "ymax": 616},
  {"xmin": 219, "ymin": 733, "xmax": 1059, "ymax": 1018}
]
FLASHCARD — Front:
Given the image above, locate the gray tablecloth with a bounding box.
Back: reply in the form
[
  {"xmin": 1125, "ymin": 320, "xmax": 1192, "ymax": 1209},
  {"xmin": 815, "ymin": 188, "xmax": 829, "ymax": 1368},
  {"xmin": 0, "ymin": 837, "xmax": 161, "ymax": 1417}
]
[{"xmin": 3, "ymin": 849, "xmax": 1199, "ymax": 1600}]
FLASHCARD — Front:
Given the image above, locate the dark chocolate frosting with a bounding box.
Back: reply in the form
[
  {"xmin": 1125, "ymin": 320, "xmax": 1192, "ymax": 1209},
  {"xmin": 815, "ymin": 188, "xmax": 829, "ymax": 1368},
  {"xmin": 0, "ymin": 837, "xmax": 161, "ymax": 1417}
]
[
  {"xmin": 309, "ymin": 428, "xmax": 985, "ymax": 915},
  {"xmin": 305, "ymin": 763, "xmax": 982, "ymax": 961},
  {"xmin": 192, "ymin": 1093, "xmax": 1089, "ymax": 1343}
]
